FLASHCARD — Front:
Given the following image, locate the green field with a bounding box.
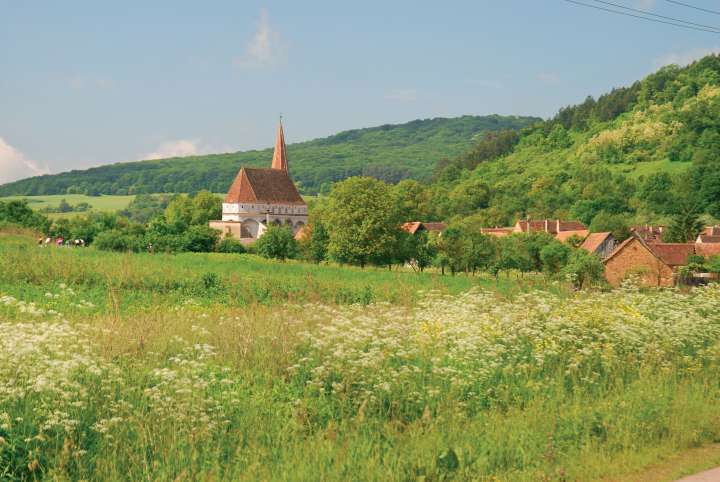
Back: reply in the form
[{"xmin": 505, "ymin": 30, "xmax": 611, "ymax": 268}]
[
  {"xmin": 0, "ymin": 194, "xmax": 136, "ymax": 219},
  {"xmin": 2, "ymin": 234, "xmax": 720, "ymax": 481}
]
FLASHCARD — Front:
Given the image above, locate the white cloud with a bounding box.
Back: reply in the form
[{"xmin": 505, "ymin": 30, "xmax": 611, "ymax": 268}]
[
  {"xmin": 143, "ymin": 139, "xmax": 236, "ymax": 160},
  {"xmin": 0, "ymin": 138, "xmax": 50, "ymax": 184},
  {"xmin": 384, "ymin": 89, "xmax": 419, "ymax": 103},
  {"xmin": 143, "ymin": 139, "xmax": 204, "ymax": 160},
  {"xmin": 537, "ymin": 72, "xmax": 561, "ymax": 85},
  {"xmin": 654, "ymin": 46, "xmax": 720, "ymax": 68},
  {"xmin": 234, "ymin": 9, "xmax": 287, "ymax": 69}
]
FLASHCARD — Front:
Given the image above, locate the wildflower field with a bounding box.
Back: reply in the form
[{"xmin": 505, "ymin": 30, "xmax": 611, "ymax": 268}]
[{"xmin": 1, "ymin": 235, "xmax": 720, "ymax": 480}]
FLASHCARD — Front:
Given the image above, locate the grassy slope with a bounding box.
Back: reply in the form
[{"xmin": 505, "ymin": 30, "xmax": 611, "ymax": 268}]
[{"xmin": 0, "ymin": 115, "xmax": 539, "ymax": 197}]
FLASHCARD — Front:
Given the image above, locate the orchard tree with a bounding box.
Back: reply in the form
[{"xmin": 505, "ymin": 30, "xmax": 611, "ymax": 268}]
[
  {"xmin": 190, "ymin": 190, "xmax": 222, "ymax": 225},
  {"xmin": 255, "ymin": 225, "xmax": 299, "ymax": 261},
  {"xmin": 324, "ymin": 177, "xmax": 404, "ymax": 268},
  {"xmin": 540, "ymin": 240, "xmax": 572, "ymax": 275},
  {"xmin": 562, "ymin": 250, "xmax": 605, "ymax": 290}
]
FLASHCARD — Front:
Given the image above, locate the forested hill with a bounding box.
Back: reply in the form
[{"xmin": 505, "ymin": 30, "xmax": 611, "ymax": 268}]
[
  {"xmin": 0, "ymin": 115, "xmax": 538, "ymax": 196},
  {"xmin": 424, "ymin": 54, "xmax": 720, "ymax": 231}
]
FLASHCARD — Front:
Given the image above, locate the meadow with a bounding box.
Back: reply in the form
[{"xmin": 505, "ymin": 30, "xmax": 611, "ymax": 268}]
[
  {"xmin": 2, "ymin": 235, "xmax": 720, "ymax": 481},
  {"xmin": 0, "ymin": 195, "xmax": 136, "ymax": 219}
]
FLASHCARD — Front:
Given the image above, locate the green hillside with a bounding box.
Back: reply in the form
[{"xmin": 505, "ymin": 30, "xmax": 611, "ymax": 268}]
[
  {"xmin": 424, "ymin": 54, "xmax": 720, "ymax": 230},
  {"xmin": 0, "ymin": 115, "xmax": 538, "ymax": 197}
]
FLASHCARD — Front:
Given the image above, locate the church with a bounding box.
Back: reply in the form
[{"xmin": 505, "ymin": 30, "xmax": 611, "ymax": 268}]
[{"xmin": 209, "ymin": 121, "xmax": 308, "ymax": 242}]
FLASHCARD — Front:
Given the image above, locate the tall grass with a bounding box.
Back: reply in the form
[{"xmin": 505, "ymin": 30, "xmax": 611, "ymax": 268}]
[{"xmin": 1, "ymin": 236, "xmax": 720, "ymax": 480}]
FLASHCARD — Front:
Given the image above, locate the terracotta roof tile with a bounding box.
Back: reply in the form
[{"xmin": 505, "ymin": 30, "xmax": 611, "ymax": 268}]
[
  {"xmin": 225, "ymin": 168, "xmax": 305, "ymax": 205},
  {"xmin": 423, "ymin": 222, "xmax": 446, "ymax": 232},
  {"xmin": 704, "ymin": 226, "xmax": 720, "ymax": 236},
  {"xmin": 698, "ymin": 235, "xmax": 720, "ymax": 243},
  {"xmin": 580, "ymin": 232, "xmax": 611, "ymax": 254},
  {"xmin": 555, "ymin": 230, "xmax": 589, "ymax": 243},
  {"xmin": 515, "ymin": 219, "xmax": 586, "ymax": 234},
  {"xmin": 401, "ymin": 222, "xmax": 424, "ymax": 234},
  {"xmin": 647, "ymin": 243, "xmax": 695, "ymax": 267},
  {"xmin": 558, "ymin": 221, "xmax": 587, "ymax": 232},
  {"xmin": 695, "ymin": 243, "xmax": 720, "ymax": 257}
]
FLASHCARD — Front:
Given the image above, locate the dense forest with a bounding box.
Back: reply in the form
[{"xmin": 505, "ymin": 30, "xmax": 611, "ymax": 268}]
[{"xmin": 0, "ymin": 115, "xmax": 538, "ymax": 197}]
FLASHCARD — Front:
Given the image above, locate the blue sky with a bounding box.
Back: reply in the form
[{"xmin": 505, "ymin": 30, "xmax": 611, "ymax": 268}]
[{"xmin": 2, "ymin": 0, "xmax": 720, "ymax": 183}]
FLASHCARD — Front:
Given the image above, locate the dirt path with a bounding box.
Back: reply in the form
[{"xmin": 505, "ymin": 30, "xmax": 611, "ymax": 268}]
[
  {"xmin": 598, "ymin": 444, "xmax": 720, "ymax": 482},
  {"xmin": 676, "ymin": 466, "xmax": 720, "ymax": 481}
]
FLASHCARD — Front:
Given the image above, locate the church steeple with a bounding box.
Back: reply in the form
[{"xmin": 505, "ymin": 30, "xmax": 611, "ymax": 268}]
[{"xmin": 271, "ymin": 118, "xmax": 288, "ymax": 172}]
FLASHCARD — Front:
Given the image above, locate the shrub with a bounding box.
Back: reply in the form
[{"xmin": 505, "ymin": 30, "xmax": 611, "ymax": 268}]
[
  {"xmin": 217, "ymin": 238, "xmax": 246, "ymax": 254},
  {"xmin": 93, "ymin": 229, "xmax": 143, "ymax": 252},
  {"xmin": 255, "ymin": 226, "xmax": 299, "ymax": 260}
]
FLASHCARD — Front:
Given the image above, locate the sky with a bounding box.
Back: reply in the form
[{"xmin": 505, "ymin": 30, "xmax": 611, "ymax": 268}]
[{"xmin": 2, "ymin": 0, "xmax": 720, "ymax": 184}]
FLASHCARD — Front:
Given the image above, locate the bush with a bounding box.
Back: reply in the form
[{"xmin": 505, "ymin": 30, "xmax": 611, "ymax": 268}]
[
  {"xmin": 217, "ymin": 238, "xmax": 246, "ymax": 254},
  {"xmin": 93, "ymin": 230, "xmax": 143, "ymax": 253}
]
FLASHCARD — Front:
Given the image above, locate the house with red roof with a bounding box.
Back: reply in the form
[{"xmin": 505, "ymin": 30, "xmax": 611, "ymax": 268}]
[
  {"xmin": 603, "ymin": 235, "xmax": 696, "ymax": 287},
  {"xmin": 209, "ymin": 121, "xmax": 308, "ymax": 242},
  {"xmin": 579, "ymin": 232, "xmax": 616, "ymax": 258}
]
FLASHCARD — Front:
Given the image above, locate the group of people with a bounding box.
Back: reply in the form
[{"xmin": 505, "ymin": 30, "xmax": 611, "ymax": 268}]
[{"xmin": 38, "ymin": 237, "xmax": 86, "ymax": 248}]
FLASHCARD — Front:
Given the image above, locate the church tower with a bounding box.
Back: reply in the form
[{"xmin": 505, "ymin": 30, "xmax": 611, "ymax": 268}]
[{"xmin": 271, "ymin": 119, "xmax": 289, "ymax": 172}]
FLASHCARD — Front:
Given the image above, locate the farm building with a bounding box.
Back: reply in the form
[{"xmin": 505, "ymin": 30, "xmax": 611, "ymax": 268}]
[
  {"xmin": 603, "ymin": 236, "xmax": 695, "ymax": 287},
  {"xmin": 580, "ymin": 232, "xmax": 616, "ymax": 257},
  {"xmin": 209, "ymin": 121, "xmax": 308, "ymax": 242}
]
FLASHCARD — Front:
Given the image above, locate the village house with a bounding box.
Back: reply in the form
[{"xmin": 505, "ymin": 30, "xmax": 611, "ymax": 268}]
[
  {"xmin": 603, "ymin": 236, "xmax": 695, "ymax": 287},
  {"xmin": 209, "ymin": 121, "xmax": 308, "ymax": 243},
  {"xmin": 579, "ymin": 232, "xmax": 616, "ymax": 258}
]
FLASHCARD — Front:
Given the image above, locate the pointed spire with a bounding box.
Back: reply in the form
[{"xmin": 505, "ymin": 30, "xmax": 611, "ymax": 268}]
[{"xmin": 271, "ymin": 117, "xmax": 288, "ymax": 172}]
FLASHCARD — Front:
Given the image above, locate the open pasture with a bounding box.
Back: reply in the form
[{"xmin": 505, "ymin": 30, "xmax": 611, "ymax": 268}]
[
  {"xmin": 1, "ymin": 235, "xmax": 720, "ymax": 481},
  {"xmin": 0, "ymin": 194, "xmax": 136, "ymax": 219}
]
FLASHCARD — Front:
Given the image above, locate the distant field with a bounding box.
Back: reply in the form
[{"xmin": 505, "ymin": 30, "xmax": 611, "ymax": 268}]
[
  {"xmin": 1, "ymin": 193, "xmax": 318, "ymax": 219},
  {"xmin": 0, "ymin": 194, "xmax": 136, "ymax": 218}
]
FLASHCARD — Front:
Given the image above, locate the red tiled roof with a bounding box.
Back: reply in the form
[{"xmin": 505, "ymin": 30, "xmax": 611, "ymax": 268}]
[
  {"xmin": 401, "ymin": 222, "xmax": 424, "ymax": 234},
  {"xmin": 647, "ymin": 243, "xmax": 695, "ymax": 267},
  {"xmin": 558, "ymin": 221, "xmax": 587, "ymax": 232},
  {"xmin": 698, "ymin": 235, "xmax": 720, "ymax": 243},
  {"xmin": 423, "ymin": 222, "xmax": 446, "ymax": 232},
  {"xmin": 695, "ymin": 243, "xmax": 720, "ymax": 257},
  {"xmin": 225, "ymin": 168, "xmax": 305, "ymax": 205},
  {"xmin": 555, "ymin": 230, "xmax": 589, "ymax": 243},
  {"xmin": 515, "ymin": 219, "xmax": 586, "ymax": 234},
  {"xmin": 704, "ymin": 226, "xmax": 720, "ymax": 236},
  {"xmin": 580, "ymin": 232, "xmax": 612, "ymax": 254}
]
